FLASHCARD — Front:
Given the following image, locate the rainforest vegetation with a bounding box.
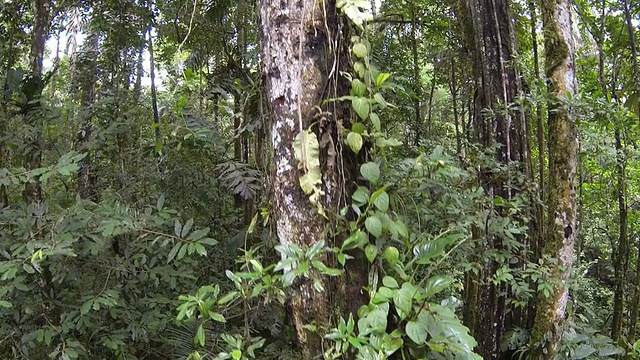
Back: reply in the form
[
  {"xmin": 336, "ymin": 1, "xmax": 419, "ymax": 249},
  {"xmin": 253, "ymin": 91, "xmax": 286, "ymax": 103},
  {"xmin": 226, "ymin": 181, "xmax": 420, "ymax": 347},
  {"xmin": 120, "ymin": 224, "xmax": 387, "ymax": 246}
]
[{"xmin": 1, "ymin": 0, "xmax": 639, "ymax": 359}]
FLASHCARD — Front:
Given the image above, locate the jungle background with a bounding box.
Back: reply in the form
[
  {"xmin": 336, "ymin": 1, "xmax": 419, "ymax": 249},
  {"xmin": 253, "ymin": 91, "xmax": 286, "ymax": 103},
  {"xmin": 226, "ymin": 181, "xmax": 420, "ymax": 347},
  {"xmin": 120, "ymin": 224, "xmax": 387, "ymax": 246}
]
[{"xmin": 0, "ymin": 0, "xmax": 639, "ymax": 359}]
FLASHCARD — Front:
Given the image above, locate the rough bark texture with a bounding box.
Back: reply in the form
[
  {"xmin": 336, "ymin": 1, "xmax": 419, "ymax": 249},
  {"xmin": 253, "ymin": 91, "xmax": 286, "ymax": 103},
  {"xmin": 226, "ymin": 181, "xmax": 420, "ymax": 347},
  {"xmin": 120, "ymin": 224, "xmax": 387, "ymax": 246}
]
[
  {"xmin": 259, "ymin": 1, "xmax": 367, "ymax": 358},
  {"xmin": 457, "ymin": 0, "xmax": 526, "ymax": 357},
  {"xmin": 528, "ymin": 0, "xmax": 578, "ymax": 358}
]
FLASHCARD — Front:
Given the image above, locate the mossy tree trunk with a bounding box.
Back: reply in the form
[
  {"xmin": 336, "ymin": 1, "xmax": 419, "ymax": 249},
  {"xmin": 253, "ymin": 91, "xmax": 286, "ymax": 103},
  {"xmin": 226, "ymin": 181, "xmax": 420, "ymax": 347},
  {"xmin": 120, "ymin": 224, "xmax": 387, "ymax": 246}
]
[
  {"xmin": 258, "ymin": 1, "xmax": 368, "ymax": 358},
  {"xmin": 528, "ymin": 0, "xmax": 578, "ymax": 358}
]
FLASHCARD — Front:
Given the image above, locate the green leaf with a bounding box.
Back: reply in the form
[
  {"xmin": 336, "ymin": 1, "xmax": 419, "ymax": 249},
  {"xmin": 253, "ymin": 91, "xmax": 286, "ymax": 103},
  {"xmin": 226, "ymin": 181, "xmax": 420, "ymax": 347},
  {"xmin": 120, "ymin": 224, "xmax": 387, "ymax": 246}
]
[
  {"xmin": 156, "ymin": 194, "xmax": 165, "ymax": 211},
  {"xmin": 598, "ymin": 345, "xmax": 623, "ymax": 357},
  {"xmin": 353, "ymin": 43, "xmax": 368, "ymax": 58},
  {"xmin": 307, "ymin": 240, "xmax": 325, "ymax": 259},
  {"xmin": 218, "ymin": 291, "xmax": 238, "ymax": 305},
  {"xmin": 376, "ymin": 73, "xmax": 391, "ymax": 87},
  {"xmin": 354, "ymin": 61, "xmax": 366, "ymax": 78},
  {"xmin": 81, "ymin": 299, "xmax": 93, "ymax": 315},
  {"xmin": 352, "ymin": 186, "xmax": 370, "ymax": 206},
  {"xmin": 352, "ymin": 122, "xmax": 367, "ymax": 134},
  {"xmin": 365, "ymin": 244, "xmax": 378, "ymax": 263},
  {"xmin": 210, "ymin": 312, "xmax": 226, "ymax": 322},
  {"xmin": 231, "ymin": 349, "xmax": 242, "ymax": 360},
  {"xmin": 573, "ymin": 345, "xmax": 597, "ymax": 359},
  {"xmin": 177, "ymin": 243, "xmax": 188, "ymax": 260},
  {"xmin": 383, "ymin": 246, "xmax": 399, "ymax": 266},
  {"xmin": 365, "ymin": 215, "xmax": 383, "ymax": 238},
  {"xmin": 23, "ymin": 263, "xmax": 35, "ymax": 274},
  {"xmin": 382, "ymin": 276, "xmax": 399, "ymax": 289},
  {"xmin": 369, "ymin": 112, "xmax": 381, "ymax": 131},
  {"xmin": 360, "ymin": 162, "xmax": 380, "ymax": 184},
  {"xmin": 374, "ymin": 92, "xmax": 388, "ymax": 108},
  {"xmin": 351, "ymin": 78, "xmax": 367, "ymax": 96},
  {"xmin": 394, "ymin": 282, "xmax": 416, "ymax": 320},
  {"xmin": 196, "ymin": 324, "xmax": 205, "ymax": 346},
  {"xmin": 373, "ymin": 287, "xmax": 394, "ymax": 303},
  {"xmin": 167, "ymin": 243, "xmax": 181, "ymax": 263},
  {"xmin": 368, "ymin": 303, "xmax": 389, "ymax": 333},
  {"xmin": 376, "ymin": 137, "xmax": 403, "ymax": 147},
  {"xmin": 0, "ymin": 300, "xmax": 12, "ymax": 308},
  {"xmin": 352, "ymin": 97, "xmax": 370, "ymax": 120},
  {"xmin": 181, "ymin": 218, "xmax": 194, "ymax": 238},
  {"xmin": 424, "ymin": 276, "xmax": 454, "ymax": 299},
  {"xmin": 347, "ymin": 132, "xmax": 363, "ymax": 153},
  {"xmin": 372, "ymin": 191, "xmax": 389, "ymax": 212},
  {"xmin": 174, "ymin": 220, "xmax": 182, "ymax": 237},
  {"xmin": 406, "ymin": 320, "xmax": 428, "ymax": 344}
]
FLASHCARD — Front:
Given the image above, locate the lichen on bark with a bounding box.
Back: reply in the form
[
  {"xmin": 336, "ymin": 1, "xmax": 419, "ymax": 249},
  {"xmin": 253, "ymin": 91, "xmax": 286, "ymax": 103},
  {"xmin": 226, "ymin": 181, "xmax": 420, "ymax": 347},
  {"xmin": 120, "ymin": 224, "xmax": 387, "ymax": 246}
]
[
  {"xmin": 528, "ymin": 0, "xmax": 578, "ymax": 358},
  {"xmin": 259, "ymin": 1, "xmax": 367, "ymax": 358}
]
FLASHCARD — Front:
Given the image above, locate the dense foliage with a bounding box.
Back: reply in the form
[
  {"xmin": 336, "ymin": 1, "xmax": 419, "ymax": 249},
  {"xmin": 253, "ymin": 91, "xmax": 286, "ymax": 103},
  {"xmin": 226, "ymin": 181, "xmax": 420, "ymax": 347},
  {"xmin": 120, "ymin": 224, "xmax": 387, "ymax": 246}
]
[{"xmin": 1, "ymin": 0, "xmax": 639, "ymax": 359}]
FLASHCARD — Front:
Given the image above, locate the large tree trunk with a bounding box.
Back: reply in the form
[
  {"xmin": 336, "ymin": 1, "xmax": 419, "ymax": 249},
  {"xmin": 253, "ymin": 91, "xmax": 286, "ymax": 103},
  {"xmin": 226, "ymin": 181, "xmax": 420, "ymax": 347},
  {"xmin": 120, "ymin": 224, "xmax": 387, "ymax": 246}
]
[
  {"xmin": 528, "ymin": 0, "xmax": 578, "ymax": 358},
  {"xmin": 259, "ymin": 1, "xmax": 367, "ymax": 358},
  {"xmin": 457, "ymin": 0, "xmax": 525, "ymax": 357}
]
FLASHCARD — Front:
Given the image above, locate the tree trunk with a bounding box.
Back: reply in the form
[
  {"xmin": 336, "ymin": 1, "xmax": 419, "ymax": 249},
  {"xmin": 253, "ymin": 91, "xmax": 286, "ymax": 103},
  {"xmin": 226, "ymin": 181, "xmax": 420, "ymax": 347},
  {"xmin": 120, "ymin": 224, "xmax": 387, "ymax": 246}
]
[
  {"xmin": 622, "ymin": 0, "xmax": 640, "ymax": 122},
  {"xmin": 259, "ymin": 1, "xmax": 367, "ymax": 358},
  {"xmin": 22, "ymin": 0, "xmax": 50, "ymax": 209},
  {"xmin": 529, "ymin": 0, "xmax": 545, "ymax": 265},
  {"xmin": 76, "ymin": 33, "xmax": 99, "ymax": 200},
  {"xmin": 457, "ymin": 0, "xmax": 525, "ymax": 357},
  {"xmin": 411, "ymin": 5, "xmax": 422, "ymax": 144},
  {"xmin": 450, "ymin": 56, "xmax": 462, "ymax": 156},
  {"xmin": 528, "ymin": 0, "xmax": 578, "ymax": 357},
  {"xmin": 148, "ymin": 16, "xmax": 161, "ymax": 146},
  {"xmin": 628, "ymin": 241, "xmax": 640, "ymax": 343},
  {"xmin": 611, "ymin": 128, "xmax": 628, "ymax": 342}
]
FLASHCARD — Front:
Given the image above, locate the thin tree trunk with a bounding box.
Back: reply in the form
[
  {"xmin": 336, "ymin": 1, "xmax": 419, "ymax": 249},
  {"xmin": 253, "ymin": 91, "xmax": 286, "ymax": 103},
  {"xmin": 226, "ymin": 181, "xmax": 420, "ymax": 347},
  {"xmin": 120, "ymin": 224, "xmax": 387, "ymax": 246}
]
[
  {"xmin": 628, "ymin": 242, "xmax": 640, "ymax": 343},
  {"xmin": 411, "ymin": 5, "xmax": 422, "ymax": 145},
  {"xmin": 529, "ymin": 0, "xmax": 545, "ymax": 263},
  {"xmin": 426, "ymin": 77, "xmax": 436, "ymax": 136},
  {"xmin": 622, "ymin": 0, "xmax": 640, "ymax": 121},
  {"xmin": 611, "ymin": 128, "xmax": 628, "ymax": 341},
  {"xmin": 76, "ymin": 33, "xmax": 99, "ymax": 200},
  {"xmin": 528, "ymin": 0, "xmax": 578, "ymax": 357},
  {"xmin": 0, "ymin": 16, "xmax": 16, "ymax": 208},
  {"xmin": 22, "ymin": 0, "xmax": 50, "ymax": 208},
  {"xmin": 450, "ymin": 57, "xmax": 461, "ymax": 156},
  {"xmin": 628, "ymin": 3, "xmax": 640, "ymax": 336},
  {"xmin": 133, "ymin": 48, "xmax": 144, "ymax": 103},
  {"xmin": 148, "ymin": 21, "xmax": 161, "ymax": 145}
]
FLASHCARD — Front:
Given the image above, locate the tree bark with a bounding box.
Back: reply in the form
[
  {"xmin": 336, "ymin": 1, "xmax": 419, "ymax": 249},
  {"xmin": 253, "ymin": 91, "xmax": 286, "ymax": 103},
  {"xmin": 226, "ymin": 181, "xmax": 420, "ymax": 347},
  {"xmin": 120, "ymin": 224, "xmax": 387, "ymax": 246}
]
[
  {"xmin": 457, "ymin": 0, "xmax": 525, "ymax": 357},
  {"xmin": 76, "ymin": 33, "xmax": 99, "ymax": 200},
  {"xmin": 410, "ymin": 4, "xmax": 422, "ymax": 144},
  {"xmin": 529, "ymin": 0, "xmax": 545, "ymax": 265},
  {"xmin": 611, "ymin": 128, "xmax": 628, "ymax": 342},
  {"xmin": 148, "ymin": 11, "xmax": 161, "ymax": 146},
  {"xmin": 22, "ymin": 0, "xmax": 50, "ymax": 209},
  {"xmin": 622, "ymin": 0, "xmax": 640, "ymax": 121},
  {"xmin": 528, "ymin": 0, "xmax": 578, "ymax": 357},
  {"xmin": 450, "ymin": 56, "xmax": 462, "ymax": 156},
  {"xmin": 259, "ymin": 1, "xmax": 367, "ymax": 358}
]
